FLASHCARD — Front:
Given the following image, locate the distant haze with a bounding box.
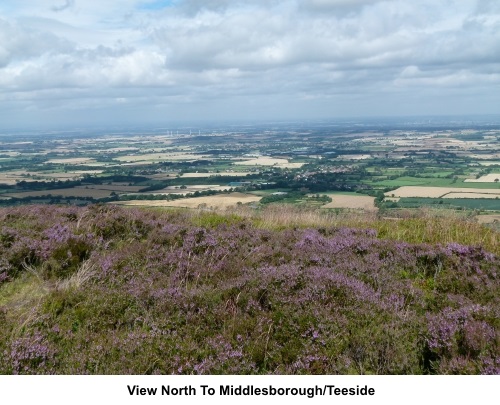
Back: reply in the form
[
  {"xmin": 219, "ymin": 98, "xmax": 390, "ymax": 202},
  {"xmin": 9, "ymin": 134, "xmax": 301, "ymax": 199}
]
[{"xmin": 0, "ymin": 0, "xmax": 499, "ymax": 129}]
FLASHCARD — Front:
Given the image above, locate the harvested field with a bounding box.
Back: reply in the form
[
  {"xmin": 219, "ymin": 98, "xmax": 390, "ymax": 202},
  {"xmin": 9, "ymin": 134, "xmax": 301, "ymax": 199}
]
[
  {"xmin": 136, "ymin": 186, "xmax": 232, "ymax": 196},
  {"xmin": 336, "ymin": 154, "xmax": 371, "ymax": 160},
  {"xmin": 7, "ymin": 188, "xmax": 114, "ymax": 199},
  {"xmin": 321, "ymin": 194, "xmax": 377, "ymax": 211},
  {"xmin": 75, "ymin": 184, "xmax": 144, "ymax": 193},
  {"xmin": 478, "ymin": 162, "xmax": 500, "ymax": 166},
  {"xmin": 180, "ymin": 172, "xmax": 251, "ymax": 178},
  {"xmin": 115, "ymin": 153, "xmax": 207, "ymax": 162},
  {"xmin": 144, "ymin": 173, "xmax": 178, "ymax": 180},
  {"xmin": 235, "ymin": 157, "xmax": 304, "ymax": 168},
  {"xmin": 0, "ymin": 171, "xmax": 41, "ymax": 185},
  {"xmin": 464, "ymin": 173, "xmax": 500, "ymax": 182},
  {"xmin": 164, "ymin": 185, "xmax": 222, "ymax": 190},
  {"xmin": 97, "ymin": 147, "xmax": 139, "ymax": 152},
  {"xmin": 0, "ymin": 178, "xmax": 31, "ymax": 186},
  {"xmin": 47, "ymin": 158, "xmax": 97, "ymax": 165},
  {"xmin": 114, "ymin": 192, "xmax": 261, "ymax": 209},
  {"xmin": 386, "ymin": 186, "xmax": 500, "ymax": 198},
  {"xmin": 469, "ymin": 154, "xmax": 500, "ymax": 160},
  {"xmin": 0, "ymin": 170, "xmax": 104, "ymax": 184}
]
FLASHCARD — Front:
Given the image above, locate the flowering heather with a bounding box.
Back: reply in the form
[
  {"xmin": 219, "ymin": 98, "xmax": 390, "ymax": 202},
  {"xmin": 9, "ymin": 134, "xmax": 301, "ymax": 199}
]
[{"xmin": 0, "ymin": 205, "xmax": 498, "ymax": 374}]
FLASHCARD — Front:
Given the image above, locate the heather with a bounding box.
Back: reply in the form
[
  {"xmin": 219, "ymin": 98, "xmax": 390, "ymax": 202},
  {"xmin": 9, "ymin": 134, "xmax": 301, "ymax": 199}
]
[{"xmin": 0, "ymin": 205, "xmax": 498, "ymax": 374}]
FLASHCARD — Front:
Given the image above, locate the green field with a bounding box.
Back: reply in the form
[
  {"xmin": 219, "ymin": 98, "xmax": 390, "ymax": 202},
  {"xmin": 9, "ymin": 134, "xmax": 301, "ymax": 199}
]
[
  {"xmin": 396, "ymin": 197, "xmax": 500, "ymax": 211},
  {"xmin": 366, "ymin": 176, "xmax": 500, "ymax": 189}
]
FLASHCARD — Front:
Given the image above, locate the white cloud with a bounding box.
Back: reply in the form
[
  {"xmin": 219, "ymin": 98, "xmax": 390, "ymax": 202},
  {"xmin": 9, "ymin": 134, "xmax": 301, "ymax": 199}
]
[
  {"xmin": 51, "ymin": 0, "xmax": 75, "ymax": 13},
  {"xmin": 0, "ymin": 0, "xmax": 499, "ymax": 127}
]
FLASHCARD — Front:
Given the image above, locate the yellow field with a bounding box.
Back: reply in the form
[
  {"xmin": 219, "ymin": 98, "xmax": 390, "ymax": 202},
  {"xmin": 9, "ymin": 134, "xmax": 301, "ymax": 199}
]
[
  {"xmin": 114, "ymin": 192, "xmax": 261, "ymax": 209},
  {"xmin": 115, "ymin": 153, "xmax": 207, "ymax": 162},
  {"xmin": 0, "ymin": 176, "xmax": 35, "ymax": 186},
  {"xmin": 478, "ymin": 162, "xmax": 500, "ymax": 166},
  {"xmin": 321, "ymin": 194, "xmax": 377, "ymax": 211},
  {"xmin": 464, "ymin": 173, "xmax": 500, "ymax": 183},
  {"xmin": 139, "ymin": 185, "xmax": 232, "ymax": 196},
  {"xmin": 386, "ymin": 186, "xmax": 500, "ymax": 198},
  {"xmin": 47, "ymin": 158, "xmax": 97, "ymax": 164},
  {"xmin": 180, "ymin": 172, "xmax": 251, "ymax": 178},
  {"xmin": 0, "ymin": 170, "xmax": 104, "ymax": 185},
  {"xmin": 75, "ymin": 184, "xmax": 144, "ymax": 193},
  {"xmin": 336, "ymin": 154, "xmax": 371, "ymax": 160},
  {"xmin": 235, "ymin": 157, "xmax": 304, "ymax": 168}
]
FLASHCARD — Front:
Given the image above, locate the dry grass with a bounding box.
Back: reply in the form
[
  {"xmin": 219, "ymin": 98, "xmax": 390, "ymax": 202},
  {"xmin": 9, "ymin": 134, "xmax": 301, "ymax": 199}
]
[
  {"xmin": 55, "ymin": 261, "xmax": 96, "ymax": 291},
  {"xmin": 476, "ymin": 214, "xmax": 500, "ymax": 224},
  {"xmin": 224, "ymin": 205, "xmax": 500, "ymax": 255},
  {"xmin": 0, "ymin": 260, "xmax": 95, "ymax": 334}
]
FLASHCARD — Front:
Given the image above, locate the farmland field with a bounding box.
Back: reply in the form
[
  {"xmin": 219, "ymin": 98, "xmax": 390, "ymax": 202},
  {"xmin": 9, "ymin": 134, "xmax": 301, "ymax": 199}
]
[
  {"xmin": 321, "ymin": 194, "xmax": 377, "ymax": 210},
  {"xmin": 235, "ymin": 157, "xmax": 304, "ymax": 168},
  {"xmin": 47, "ymin": 158, "xmax": 97, "ymax": 165},
  {"xmin": 0, "ymin": 122, "xmax": 499, "ymax": 217},
  {"xmin": 114, "ymin": 153, "xmax": 206, "ymax": 162},
  {"xmin": 180, "ymin": 172, "xmax": 251, "ymax": 178},
  {"xmin": 443, "ymin": 192, "xmax": 500, "ymax": 199},
  {"xmin": 114, "ymin": 192, "xmax": 261, "ymax": 209},
  {"xmin": 465, "ymin": 173, "xmax": 500, "ymax": 182},
  {"xmin": 396, "ymin": 197, "xmax": 500, "ymax": 211},
  {"xmin": 75, "ymin": 184, "xmax": 145, "ymax": 193},
  {"xmin": 8, "ymin": 188, "xmax": 115, "ymax": 199},
  {"xmin": 386, "ymin": 186, "xmax": 500, "ymax": 198}
]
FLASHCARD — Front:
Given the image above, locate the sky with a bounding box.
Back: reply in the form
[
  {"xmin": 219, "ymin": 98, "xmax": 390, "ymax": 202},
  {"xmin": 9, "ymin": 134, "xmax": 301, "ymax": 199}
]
[{"xmin": 0, "ymin": 0, "xmax": 499, "ymax": 129}]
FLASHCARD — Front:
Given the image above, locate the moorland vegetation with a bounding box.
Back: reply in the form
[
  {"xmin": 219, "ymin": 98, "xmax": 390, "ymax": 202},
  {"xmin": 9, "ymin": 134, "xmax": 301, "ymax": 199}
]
[{"xmin": 0, "ymin": 204, "xmax": 498, "ymax": 374}]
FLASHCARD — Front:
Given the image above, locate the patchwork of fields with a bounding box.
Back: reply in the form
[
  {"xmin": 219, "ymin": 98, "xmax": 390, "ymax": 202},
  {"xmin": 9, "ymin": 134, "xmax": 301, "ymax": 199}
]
[
  {"xmin": 0, "ymin": 125, "xmax": 499, "ymax": 220},
  {"xmin": 114, "ymin": 192, "xmax": 262, "ymax": 209},
  {"xmin": 386, "ymin": 186, "xmax": 500, "ymax": 198}
]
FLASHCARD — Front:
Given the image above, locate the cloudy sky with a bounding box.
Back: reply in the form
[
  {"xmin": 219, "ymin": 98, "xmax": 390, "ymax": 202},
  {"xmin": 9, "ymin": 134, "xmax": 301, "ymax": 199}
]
[{"xmin": 0, "ymin": 0, "xmax": 499, "ymax": 129}]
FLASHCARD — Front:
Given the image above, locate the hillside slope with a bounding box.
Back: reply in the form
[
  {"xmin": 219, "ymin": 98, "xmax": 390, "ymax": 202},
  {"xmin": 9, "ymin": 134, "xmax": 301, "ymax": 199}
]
[{"xmin": 0, "ymin": 205, "xmax": 498, "ymax": 374}]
